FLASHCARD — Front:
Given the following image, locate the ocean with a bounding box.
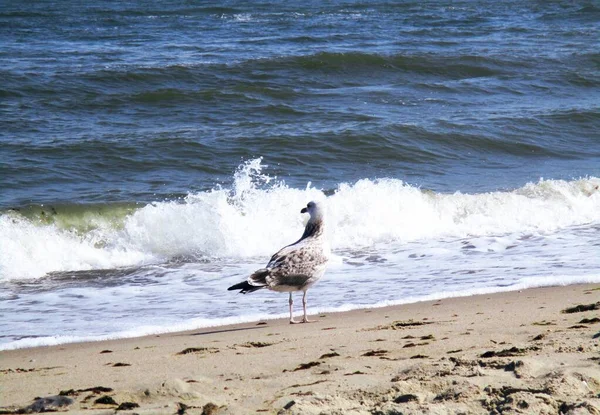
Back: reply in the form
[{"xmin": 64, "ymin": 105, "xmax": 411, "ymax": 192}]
[{"xmin": 1, "ymin": 0, "xmax": 599, "ymax": 350}]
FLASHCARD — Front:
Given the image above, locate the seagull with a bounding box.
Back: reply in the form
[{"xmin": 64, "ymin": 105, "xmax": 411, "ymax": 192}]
[{"xmin": 228, "ymin": 201, "xmax": 330, "ymax": 324}]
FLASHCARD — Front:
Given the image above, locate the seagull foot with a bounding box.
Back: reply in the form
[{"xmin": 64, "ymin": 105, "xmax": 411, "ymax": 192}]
[{"xmin": 290, "ymin": 319, "xmax": 316, "ymax": 324}]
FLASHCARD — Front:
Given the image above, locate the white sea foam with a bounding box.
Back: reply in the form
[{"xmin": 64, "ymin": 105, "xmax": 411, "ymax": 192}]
[
  {"xmin": 2, "ymin": 272, "xmax": 598, "ymax": 351},
  {"xmin": 1, "ymin": 158, "xmax": 599, "ymax": 281},
  {"xmin": 0, "ymin": 214, "xmax": 154, "ymax": 280}
]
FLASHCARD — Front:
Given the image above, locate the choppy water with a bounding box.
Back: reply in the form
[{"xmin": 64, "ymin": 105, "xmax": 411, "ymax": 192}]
[{"xmin": 1, "ymin": 1, "xmax": 599, "ymax": 349}]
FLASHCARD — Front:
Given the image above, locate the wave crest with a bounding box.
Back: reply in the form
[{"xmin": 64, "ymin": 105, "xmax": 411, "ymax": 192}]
[{"xmin": 1, "ymin": 158, "xmax": 599, "ymax": 281}]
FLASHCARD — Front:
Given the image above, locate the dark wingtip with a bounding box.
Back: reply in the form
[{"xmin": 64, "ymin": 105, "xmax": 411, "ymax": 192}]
[
  {"xmin": 228, "ymin": 280, "xmax": 261, "ymax": 294},
  {"xmin": 227, "ymin": 281, "xmax": 247, "ymax": 291}
]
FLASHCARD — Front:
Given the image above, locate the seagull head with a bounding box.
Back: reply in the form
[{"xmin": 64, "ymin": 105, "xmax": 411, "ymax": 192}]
[{"xmin": 301, "ymin": 201, "xmax": 324, "ymax": 221}]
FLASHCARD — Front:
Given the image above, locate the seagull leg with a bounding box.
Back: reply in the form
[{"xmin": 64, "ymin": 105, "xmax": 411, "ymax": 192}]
[
  {"xmin": 301, "ymin": 291, "xmax": 316, "ymax": 323},
  {"xmin": 289, "ymin": 292, "xmax": 299, "ymax": 324}
]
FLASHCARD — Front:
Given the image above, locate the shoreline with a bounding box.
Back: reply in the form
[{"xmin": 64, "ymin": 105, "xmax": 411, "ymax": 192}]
[
  {"xmin": 1, "ymin": 283, "xmax": 599, "ymax": 414},
  {"xmin": 4, "ymin": 277, "xmax": 599, "ymax": 352}
]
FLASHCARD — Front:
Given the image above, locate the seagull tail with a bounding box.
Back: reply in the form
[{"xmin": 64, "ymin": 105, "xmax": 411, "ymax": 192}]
[
  {"xmin": 228, "ymin": 268, "xmax": 270, "ymax": 293},
  {"xmin": 227, "ymin": 280, "xmax": 264, "ymax": 294}
]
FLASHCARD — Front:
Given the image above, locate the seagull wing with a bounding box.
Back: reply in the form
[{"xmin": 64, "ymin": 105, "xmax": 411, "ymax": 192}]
[
  {"xmin": 244, "ymin": 242, "xmax": 311, "ymax": 288},
  {"xmin": 263, "ymin": 243, "xmax": 328, "ymax": 289}
]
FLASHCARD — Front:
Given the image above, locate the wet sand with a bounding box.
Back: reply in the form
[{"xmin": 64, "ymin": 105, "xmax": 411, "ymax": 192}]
[{"xmin": 1, "ymin": 284, "xmax": 599, "ymax": 414}]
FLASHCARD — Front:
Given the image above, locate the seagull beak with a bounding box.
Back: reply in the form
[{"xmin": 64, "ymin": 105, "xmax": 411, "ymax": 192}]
[{"xmin": 301, "ymin": 207, "xmax": 308, "ymax": 214}]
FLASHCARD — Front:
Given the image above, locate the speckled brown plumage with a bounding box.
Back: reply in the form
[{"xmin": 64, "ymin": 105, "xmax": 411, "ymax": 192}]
[{"xmin": 228, "ymin": 201, "xmax": 330, "ymax": 323}]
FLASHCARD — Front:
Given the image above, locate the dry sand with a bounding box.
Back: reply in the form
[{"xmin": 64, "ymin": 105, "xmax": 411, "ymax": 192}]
[{"xmin": 1, "ymin": 284, "xmax": 599, "ymax": 414}]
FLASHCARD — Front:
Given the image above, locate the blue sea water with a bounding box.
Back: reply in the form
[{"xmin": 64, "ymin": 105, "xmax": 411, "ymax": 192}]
[{"xmin": 1, "ymin": 0, "xmax": 599, "ymax": 349}]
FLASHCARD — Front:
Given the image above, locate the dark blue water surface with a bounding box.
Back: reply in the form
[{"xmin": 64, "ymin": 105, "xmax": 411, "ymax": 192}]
[{"xmin": 1, "ymin": 0, "xmax": 599, "ymax": 205}]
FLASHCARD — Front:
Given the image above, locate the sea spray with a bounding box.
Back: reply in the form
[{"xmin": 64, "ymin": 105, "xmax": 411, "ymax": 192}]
[
  {"xmin": 0, "ymin": 214, "xmax": 152, "ymax": 281},
  {"xmin": 1, "ymin": 159, "xmax": 599, "ymax": 281}
]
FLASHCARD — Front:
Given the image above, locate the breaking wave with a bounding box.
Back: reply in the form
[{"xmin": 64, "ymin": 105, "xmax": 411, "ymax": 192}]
[{"xmin": 1, "ymin": 158, "xmax": 599, "ymax": 281}]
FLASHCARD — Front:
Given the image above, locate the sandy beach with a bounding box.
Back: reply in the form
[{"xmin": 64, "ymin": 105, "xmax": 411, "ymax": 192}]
[{"xmin": 1, "ymin": 284, "xmax": 599, "ymax": 414}]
